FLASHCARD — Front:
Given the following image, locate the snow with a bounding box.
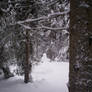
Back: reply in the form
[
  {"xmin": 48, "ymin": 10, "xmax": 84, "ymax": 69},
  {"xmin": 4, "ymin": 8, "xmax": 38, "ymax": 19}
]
[{"xmin": 0, "ymin": 54, "xmax": 69, "ymax": 92}]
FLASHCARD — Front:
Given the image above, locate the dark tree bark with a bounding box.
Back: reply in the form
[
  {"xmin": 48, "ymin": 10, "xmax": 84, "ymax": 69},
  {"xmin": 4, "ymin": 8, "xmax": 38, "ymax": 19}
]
[
  {"xmin": 69, "ymin": 0, "xmax": 92, "ymax": 92},
  {"xmin": 24, "ymin": 30, "xmax": 30, "ymax": 83}
]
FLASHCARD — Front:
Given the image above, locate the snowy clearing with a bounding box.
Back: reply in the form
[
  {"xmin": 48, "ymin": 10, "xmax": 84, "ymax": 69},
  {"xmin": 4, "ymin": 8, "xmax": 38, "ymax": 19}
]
[{"xmin": 0, "ymin": 61, "xmax": 69, "ymax": 92}]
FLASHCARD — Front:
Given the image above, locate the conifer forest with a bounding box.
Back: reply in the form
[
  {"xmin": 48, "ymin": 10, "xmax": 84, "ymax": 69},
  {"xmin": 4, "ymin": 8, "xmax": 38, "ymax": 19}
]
[{"xmin": 0, "ymin": 0, "xmax": 92, "ymax": 92}]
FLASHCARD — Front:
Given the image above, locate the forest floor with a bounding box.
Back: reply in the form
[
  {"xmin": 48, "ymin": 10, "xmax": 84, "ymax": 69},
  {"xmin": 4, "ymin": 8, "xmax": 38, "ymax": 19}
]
[{"xmin": 0, "ymin": 56, "xmax": 69, "ymax": 92}]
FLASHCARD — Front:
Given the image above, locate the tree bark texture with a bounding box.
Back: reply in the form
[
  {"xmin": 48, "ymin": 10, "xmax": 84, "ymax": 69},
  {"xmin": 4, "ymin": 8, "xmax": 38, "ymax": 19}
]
[
  {"xmin": 69, "ymin": 0, "xmax": 92, "ymax": 92},
  {"xmin": 24, "ymin": 30, "xmax": 30, "ymax": 83}
]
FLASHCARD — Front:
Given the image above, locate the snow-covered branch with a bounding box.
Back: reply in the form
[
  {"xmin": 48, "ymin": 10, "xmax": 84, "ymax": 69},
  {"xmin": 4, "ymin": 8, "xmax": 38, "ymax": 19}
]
[
  {"xmin": 18, "ymin": 23, "xmax": 32, "ymax": 30},
  {"xmin": 47, "ymin": 0, "xmax": 59, "ymax": 7},
  {"xmin": 17, "ymin": 9, "xmax": 69, "ymax": 24},
  {"xmin": 18, "ymin": 23, "xmax": 68, "ymax": 31},
  {"xmin": 39, "ymin": 25, "xmax": 68, "ymax": 30}
]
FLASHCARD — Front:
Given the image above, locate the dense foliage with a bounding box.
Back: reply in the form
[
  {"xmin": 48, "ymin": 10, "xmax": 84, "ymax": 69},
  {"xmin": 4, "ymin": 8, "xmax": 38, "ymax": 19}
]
[{"xmin": 0, "ymin": 0, "xmax": 69, "ymax": 76}]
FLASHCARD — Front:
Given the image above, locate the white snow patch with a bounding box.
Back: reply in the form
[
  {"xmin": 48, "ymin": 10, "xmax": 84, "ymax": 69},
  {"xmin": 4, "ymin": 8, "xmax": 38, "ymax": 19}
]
[{"xmin": 0, "ymin": 56, "xmax": 69, "ymax": 92}]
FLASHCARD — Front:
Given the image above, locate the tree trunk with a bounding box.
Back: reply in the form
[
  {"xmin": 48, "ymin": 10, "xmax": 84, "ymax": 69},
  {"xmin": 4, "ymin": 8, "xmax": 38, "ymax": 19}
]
[
  {"xmin": 24, "ymin": 30, "xmax": 30, "ymax": 83},
  {"xmin": 69, "ymin": 0, "xmax": 92, "ymax": 92}
]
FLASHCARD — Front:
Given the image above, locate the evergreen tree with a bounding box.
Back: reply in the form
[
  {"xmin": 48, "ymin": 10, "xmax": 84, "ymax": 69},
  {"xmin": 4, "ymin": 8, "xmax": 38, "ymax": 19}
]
[{"xmin": 0, "ymin": 0, "xmax": 69, "ymax": 83}]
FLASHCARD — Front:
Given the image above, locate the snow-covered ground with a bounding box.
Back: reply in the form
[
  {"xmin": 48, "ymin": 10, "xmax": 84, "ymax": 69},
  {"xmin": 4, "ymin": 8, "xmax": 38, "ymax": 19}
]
[{"xmin": 0, "ymin": 54, "xmax": 69, "ymax": 92}]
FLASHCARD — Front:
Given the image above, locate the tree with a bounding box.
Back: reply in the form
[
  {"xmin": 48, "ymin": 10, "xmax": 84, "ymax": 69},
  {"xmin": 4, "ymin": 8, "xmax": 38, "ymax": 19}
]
[
  {"xmin": 0, "ymin": 0, "xmax": 15, "ymax": 79},
  {"xmin": 69, "ymin": 0, "xmax": 92, "ymax": 92},
  {"xmin": 0, "ymin": 0, "xmax": 69, "ymax": 83}
]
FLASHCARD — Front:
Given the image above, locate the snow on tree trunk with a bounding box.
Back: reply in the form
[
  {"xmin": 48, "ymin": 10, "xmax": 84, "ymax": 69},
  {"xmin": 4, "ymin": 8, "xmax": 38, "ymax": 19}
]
[{"xmin": 69, "ymin": 0, "xmax": 92, "ymax": 92}]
